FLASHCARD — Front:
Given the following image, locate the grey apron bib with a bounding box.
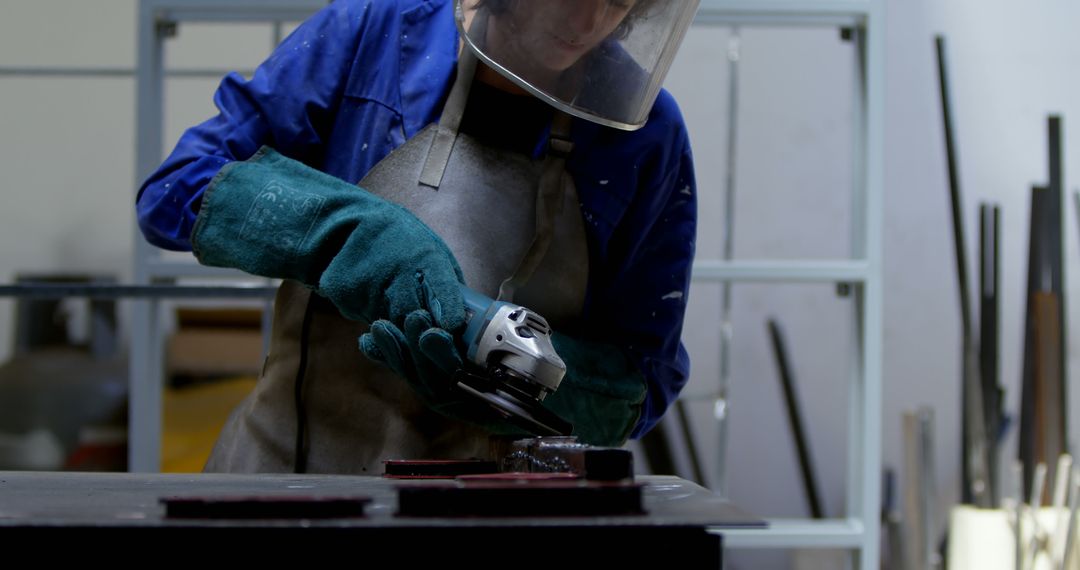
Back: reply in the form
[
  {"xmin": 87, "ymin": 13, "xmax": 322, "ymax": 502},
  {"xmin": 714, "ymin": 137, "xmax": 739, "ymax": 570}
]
[{"xmin": 204, "ymin": 51, "xmax": 589, "ymax": 474}]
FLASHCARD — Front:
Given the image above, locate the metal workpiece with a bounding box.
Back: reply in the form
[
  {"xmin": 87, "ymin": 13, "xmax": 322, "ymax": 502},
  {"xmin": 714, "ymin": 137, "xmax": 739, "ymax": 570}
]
[
  {"xmin": 384, "ymin": 436, "xmax": 634, "ymax": 481},
  {"xmin": 499, "ymin": 437, "xmax": 635, "ymax": 482},
  {"xmin": 382, "ymin": 459, "xmax": 499, "ymax": 479}
]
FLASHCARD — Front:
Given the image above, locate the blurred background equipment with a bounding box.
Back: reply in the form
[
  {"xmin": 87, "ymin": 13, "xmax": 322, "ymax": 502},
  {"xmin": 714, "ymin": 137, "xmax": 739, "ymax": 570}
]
[
  {"xmin": 1017, "ymin": 118, "xmax": 1068, "ymax": 507},
  {"xmin": 0, "ymin": 274, "xmax": 127, "ymax": 472}
]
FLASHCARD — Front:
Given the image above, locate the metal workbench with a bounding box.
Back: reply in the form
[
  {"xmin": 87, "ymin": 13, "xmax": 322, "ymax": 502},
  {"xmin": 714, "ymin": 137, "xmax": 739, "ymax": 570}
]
[{"xmin": 0, "ymin": 472, "xmax": 759, "ymax": 566}]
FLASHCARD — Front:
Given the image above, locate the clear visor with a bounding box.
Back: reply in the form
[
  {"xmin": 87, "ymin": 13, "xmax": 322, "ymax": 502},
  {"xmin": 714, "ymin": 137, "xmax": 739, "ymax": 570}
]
[{"xmin": 456, "ymin": 0, "xmax": 700, "ymax": 131}]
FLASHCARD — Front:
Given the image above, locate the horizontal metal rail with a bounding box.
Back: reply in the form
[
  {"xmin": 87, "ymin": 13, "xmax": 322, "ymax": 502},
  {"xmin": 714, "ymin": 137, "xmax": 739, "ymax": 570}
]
[
  {"xmin": 0, "ymin": 67, "xmax": 253, "ymax": 78},
  {"xmin": 0, "ymin": 283, "xmax": 277, "ymax": 299}
]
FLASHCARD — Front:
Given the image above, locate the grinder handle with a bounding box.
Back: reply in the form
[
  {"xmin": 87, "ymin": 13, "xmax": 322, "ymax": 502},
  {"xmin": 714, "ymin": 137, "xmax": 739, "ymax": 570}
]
[{"xmin": 459, "ymin": 284, "xmax": 504, "ymax": 364}]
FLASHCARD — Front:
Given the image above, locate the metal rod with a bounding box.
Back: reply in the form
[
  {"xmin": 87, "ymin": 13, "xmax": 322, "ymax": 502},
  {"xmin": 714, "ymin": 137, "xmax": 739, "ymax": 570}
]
[
  {"xmin": 0, "ymin": 283, "xmax": 277, "ymax": 299},
  {"xmin": 935, "ymin": 34, "xmax": 992, "ymax": 508},
  {"xmin": 1034, "ymin": 292, "xmax": 1065, "ymax": 504},
  {"xmin": 1012, "ymin": 461, "xmax": 1025, "ymax": 570},
  {"xmin": 273, "ymin": 20, "xmax": 286, "ymax": 46},
  {"xmin": 1074, "ymin": 190, "xmax": 1080, "ymax": 250},
  {"xmin": 903, "ymin": 411, "xmax": 927, "ymax": 570},
  {"xmin": 980, "ymin": 202, "xmax": 1003, "ymax": 505},
  {"xmin": 1053, "ymin": 455, "xmax": 1073, "ymax": 508},
  {"xmin": 882, "ymin": 468, "xmax": 904, "ymax": 570},
  {"xmin": 1046, "ymin": 116, "xmax": 1067, "ymax": 464},
  {"xmin": 1026, "ymin": 463, "xmax": 1049, "ymax": 570},
  {"xmin": 1051, "ymin": 455, "xmax": 1073, "ymax": 567},
  {"xmin": 640, "ymin": 420, "xmax": 678, "ymax": 476},
  {"xmin": 918, "ymin": 409, "xmax": 940, "ymax": 570},
  {"xmin": 767, "ymin": 318, "xmax": 824, "ymax": 519},
  {"xmin": 674, "ymin": 400, "xmax": 707, "ymax": 486},
  {"xmin": 1061, "ymin": 471, "xmax": 1080, "ymax": 570},
  {"xmin": 715, "ymin": 26, "xmax": 741, "ymax": 498},
  {"xmin": 934, "ymin": 36, "xmax": 973, "ymax": 337},
  {"xmin": 1021, "ymin": 187, "xmax": 1048, "ymax": 501}
]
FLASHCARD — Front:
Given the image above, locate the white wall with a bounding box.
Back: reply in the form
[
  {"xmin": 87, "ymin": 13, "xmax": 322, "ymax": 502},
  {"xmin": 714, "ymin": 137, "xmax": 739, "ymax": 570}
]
[
  {"xmin": 662, "ymin": 1, "xmax": 1080, "ymax": 568},
  {"xmin": 1, "ymin": 1, "xmax": 1078, "ymax": 568},
  {"xmin": 0, "ymin": 2, "xmax": 137, "ymax": 357}
]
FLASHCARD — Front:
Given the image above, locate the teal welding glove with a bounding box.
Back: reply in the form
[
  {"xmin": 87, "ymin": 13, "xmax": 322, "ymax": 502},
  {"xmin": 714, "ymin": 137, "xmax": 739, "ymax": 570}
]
[
  {"xmin": 191, "ymin": 146, "xmax": 465, "ymax": 330},
  {"xmin": 359, "ymin": 309, "xmax": 463, "ymax": 404},
  {"xmin": 359, "ymin": 310, "xmax": 527, "ymax": 435},
  {"xmin": 541, "ymin": 333, "xmax": 648, "ymax": 447}
]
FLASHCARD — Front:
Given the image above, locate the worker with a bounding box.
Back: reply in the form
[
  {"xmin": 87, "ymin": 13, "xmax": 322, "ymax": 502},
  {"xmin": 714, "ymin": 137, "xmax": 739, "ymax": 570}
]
[{"xmin": 136, "ymin": 0, "xmax": 700, "ymax": 474}]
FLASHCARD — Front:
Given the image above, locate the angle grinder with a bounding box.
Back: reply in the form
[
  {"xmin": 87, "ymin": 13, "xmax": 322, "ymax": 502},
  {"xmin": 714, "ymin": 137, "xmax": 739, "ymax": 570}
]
[{"xmin": 454, "ymin": 285, "xmax": 573, "ymax": 437}]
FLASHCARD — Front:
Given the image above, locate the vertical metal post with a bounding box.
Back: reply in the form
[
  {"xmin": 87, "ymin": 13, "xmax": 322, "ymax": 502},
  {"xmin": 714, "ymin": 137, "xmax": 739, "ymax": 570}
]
[
  {"xmin": 845, "ymin": 25, "xmax": 868, "ymax": 564},
  {"xmin": 715, "ymin": 26, "xmax": 740, "ymax": 498},
  {"xmin": 855, "ymin": 8, "xmax": 885, "ymax": 568},
  {"xmin": 131, "ymin": 0, "xmax": 166, "ymax": 472}
]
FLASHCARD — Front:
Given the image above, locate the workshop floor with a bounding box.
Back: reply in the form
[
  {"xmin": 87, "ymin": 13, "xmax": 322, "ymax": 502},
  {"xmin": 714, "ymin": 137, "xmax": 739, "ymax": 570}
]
[{"xmin": 162, "ymin": 376, "xmax": 256, "ymax": 472}]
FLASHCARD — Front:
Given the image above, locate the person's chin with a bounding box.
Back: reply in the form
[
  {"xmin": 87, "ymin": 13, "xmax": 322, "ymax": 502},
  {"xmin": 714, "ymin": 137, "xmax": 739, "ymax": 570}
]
[{"xmin": 539, "ymin": 51, "xmax": 583, "ymax": 73}]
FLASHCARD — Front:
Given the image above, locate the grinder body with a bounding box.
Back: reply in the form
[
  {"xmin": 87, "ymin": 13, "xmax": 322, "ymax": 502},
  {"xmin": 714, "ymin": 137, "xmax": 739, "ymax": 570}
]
[{"xmin": 455, "ymin": 285, "xmax": 573, "ymax": 436}]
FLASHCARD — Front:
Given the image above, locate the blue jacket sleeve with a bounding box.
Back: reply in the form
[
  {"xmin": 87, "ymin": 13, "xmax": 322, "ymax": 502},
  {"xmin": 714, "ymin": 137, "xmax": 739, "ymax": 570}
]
[
  {"xmin": 575, "ymin": 91, "xmax": 697, "ymax": 439},
  {"xmin": 135, "ymin": 1, "xmax": 369, "ymax": 251},
  {"xmin": 623, "ymin": 143, "xmax": 696, "ymax": 439}
]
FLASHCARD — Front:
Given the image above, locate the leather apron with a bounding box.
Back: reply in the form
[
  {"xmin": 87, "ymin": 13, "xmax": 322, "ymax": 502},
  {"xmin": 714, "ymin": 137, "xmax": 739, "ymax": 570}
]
[{"xmin": 204, "ymin": 50, "xmax": 589, "ymax": 474}]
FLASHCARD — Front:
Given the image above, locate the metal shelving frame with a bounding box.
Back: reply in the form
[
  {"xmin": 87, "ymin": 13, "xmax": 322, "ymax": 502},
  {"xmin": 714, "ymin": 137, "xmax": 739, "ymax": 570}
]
[
  {"xmin": 692, "ymin": 1, "xmax": 884, "ymax": 568},
  {"xmin": 132, "ymin": 0, "xmax": 328, "ymax": 473},
  {"xmin": 132, "ymin": 0, "xmax": 883, "ymax": 566}
]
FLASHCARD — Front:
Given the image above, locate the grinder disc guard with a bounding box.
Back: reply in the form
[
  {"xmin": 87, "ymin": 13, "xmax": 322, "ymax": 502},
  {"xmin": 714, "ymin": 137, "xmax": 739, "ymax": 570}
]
[{"xmin": 453, "ymin": 369, "xmax": 572, "ymax": 437}]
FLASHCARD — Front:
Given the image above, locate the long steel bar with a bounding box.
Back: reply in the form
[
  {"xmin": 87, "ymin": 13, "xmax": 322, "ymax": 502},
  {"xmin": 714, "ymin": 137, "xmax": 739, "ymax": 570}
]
[
  {"xmin": 1047, "ymin": 117, "xmax": 1067, "ymax": 467},
  {"xmin": 674, "ymin": 400, "xmax": 707, "ymax": 486},
  {"xmin": 918, "ymin": 410, "xmax": 939, "ymax": 570},
  {"xmin": 980, "ymin": 202, "xmax": 1003, "ymax": 505},
  {"xmin": 935, "ymin": 34, "xmax": 992, "ymax": 508},
  {"xmin": 903, "ymin": 412, "xmax": 927, "ymax": 570},
  {"xmin": 767, "ymin": 318, "xmax": 824, "ymax": 519},
  {"xmin": 1075, "ymin": 191, "xmax": 1080, "ymax": 249},
  {"xmin": 1021, "ymin": 187, "xmax": 1049, "ymax": 501},
  {"xmin": 1062, "ymin": 472, "xmax": 1080, "ymax": 570}
]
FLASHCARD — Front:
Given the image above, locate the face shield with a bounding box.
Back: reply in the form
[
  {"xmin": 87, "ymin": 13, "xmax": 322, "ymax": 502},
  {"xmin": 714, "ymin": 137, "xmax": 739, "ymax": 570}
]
[{"xmin": 456, "ymin": 0, "xmax": 700, "ymax": 131}]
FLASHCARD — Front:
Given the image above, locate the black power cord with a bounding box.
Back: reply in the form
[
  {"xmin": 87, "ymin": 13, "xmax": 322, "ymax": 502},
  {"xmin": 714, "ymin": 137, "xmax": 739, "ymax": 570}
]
[{"xmin": 293, "ymin": 294, "xmax": 316, "ymax": 474}]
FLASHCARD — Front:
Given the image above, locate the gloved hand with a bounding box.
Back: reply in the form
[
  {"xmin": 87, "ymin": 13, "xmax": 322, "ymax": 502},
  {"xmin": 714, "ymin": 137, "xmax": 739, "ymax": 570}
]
[
  {"xmin": 191, "ymin": 146, "xmax": 465, "ymax": 330},
  {"xmin": 359, "ymin": 310, "xmax": 528, "ymax": 436},
  {"xmin": 359, "ymin": 309, "xmax": 462, "ymax": 404},
  {"xmin": 541, "ymin": 333, "xmax": 648, "ymax": 447}
]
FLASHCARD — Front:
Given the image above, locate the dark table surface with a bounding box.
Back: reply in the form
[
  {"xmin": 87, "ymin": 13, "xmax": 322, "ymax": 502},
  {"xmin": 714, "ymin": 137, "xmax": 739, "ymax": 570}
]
[
  {"xmin": 0, "ymin": 471, "xmax": 762, "ymax": 529},
  {"xmin": 0, "ymin": 471, "xmax": 763, "ymax": 567}
]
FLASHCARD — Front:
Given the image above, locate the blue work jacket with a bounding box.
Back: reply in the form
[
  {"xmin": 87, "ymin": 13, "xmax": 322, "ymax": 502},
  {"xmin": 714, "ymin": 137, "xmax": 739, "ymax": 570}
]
[{"xmin": 135, "ymin": 0, "xmax": 697, "ymax": 439}]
